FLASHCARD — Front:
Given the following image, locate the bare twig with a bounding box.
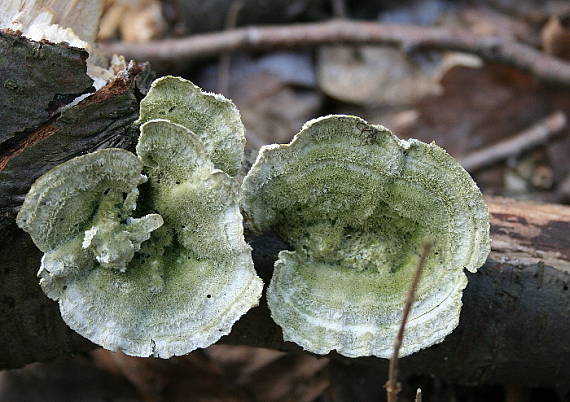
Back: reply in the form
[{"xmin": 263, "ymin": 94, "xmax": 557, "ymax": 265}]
[
  {"xmin": 460, "ymin": 111, "xmax": 567, "ymax": 172},
  {"xmin": 101, "ymin": 20, "xmax": 570, "ymax": 85},
  {"xmin": 385, "ymin": 242, "xmax": 433, "ymax": 402},
  {"xmin": 217, "ymin": 0, "xmax": 243, "ymax": 94}
]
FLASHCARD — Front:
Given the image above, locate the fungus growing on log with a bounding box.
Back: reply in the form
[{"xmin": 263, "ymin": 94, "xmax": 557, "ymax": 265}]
[
  {"xmin": 242, "ymin": 115, "xmax": 490, "ymax": 358},
  {"xmin": 137, "ymin": 75, "xmax": 245, "ymax": 177},
  {"xmin": 16, "ymin": 84, "xmax": 262, "ymax": 358}
]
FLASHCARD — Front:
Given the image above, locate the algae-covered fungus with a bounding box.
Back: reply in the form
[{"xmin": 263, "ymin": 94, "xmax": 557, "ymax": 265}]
[
  {"xmin": 242, "ymin": 115, "xmax": 490, "ymax": 358},
  {"xmin": 17, "ymin": 118, "xmax": 262, "ymax": 358},
  {"xmin": 137, "ymin": 75, "xmax": 245, "ymax": 177}
]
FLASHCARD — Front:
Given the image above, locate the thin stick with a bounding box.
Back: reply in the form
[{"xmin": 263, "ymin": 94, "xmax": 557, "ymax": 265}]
[
  {"xmin": 415, "ymin": 388, "xmax": 422, "ymax": 402},
  {"xmin": 385, "ymin": 241, "xmax": 433, "ymax": 402},
  {"xmin": 101, "ymin": 20, "xmax": 570, "ymax": 85},
  {"xmin": 460, "ymin": 111, "xmax": 567, "ymax": 172},
  {"xmin": 217, "ymin": 0, "xmax": 243, "ymax": 94}
]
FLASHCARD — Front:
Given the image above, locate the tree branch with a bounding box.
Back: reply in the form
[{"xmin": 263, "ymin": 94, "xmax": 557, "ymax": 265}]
[
  {"xmin": 101, "ymin": 19, "xmax": 570, "ymax": 86},
  {"xmin": 460, "ymin": 111, "xmax": 567, "ymax": 172}
]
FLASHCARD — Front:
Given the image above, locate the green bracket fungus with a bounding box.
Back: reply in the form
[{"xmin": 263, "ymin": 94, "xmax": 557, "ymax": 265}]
[
  {"xmin": 137, "ymin": 75, "xmax": 245, "ymax": 177},
  {"xmin": 242, "ymin": 115, "xmax": 490, "ymax": 358},
  {"xmin": 16, "ymin": 116, "xmax": 262, "ymax": 357}
]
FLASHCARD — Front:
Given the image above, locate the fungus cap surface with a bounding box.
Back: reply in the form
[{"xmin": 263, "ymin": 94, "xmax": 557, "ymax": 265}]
[
  {"xmin": 16, "ymin": 120, "xmax": 262, "ymax": 358},
  {"xmin": 137, "ymin": 75, "xmax": 245, "ymax": 177},
  {"xmin": 242, "ymin": 115, "xmax": 490, "ymax": 358}
]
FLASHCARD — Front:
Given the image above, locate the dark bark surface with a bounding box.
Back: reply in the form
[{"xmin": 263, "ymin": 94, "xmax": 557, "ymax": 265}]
[
  {"xmin": 2, "ymin": 191, "xmax": 570, "ymax": 386},
  {"xmin": 227, "ymin": 198, "xmax": 570, "ymax": 388},
  {"xmin": 0, "ymin": 30, "xmax": 94, "ymax": 146},
  {"xmin": 0, "ymin": 60, "xmax": 153, "ymax": 229},
  {"xmin": 0, "ymin": 223, "xmax": 91, "ymax": 369},
  {"xmin": 2, "ymin": 31, "xmax": 570, "ymax": 389},
  {"xmin": 0, "ymin": 34, "xmax": 153, "ymax": 369}
]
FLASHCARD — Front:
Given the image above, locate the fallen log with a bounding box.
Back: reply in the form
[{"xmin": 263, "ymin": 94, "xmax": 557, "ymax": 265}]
[
  {"xmin": 0, "ymin": 28, "xmax": 153, "ymax": 369},
  {"xmin": 227, "ymin": 197, "xmax": 570, "ymax": 387},
  {"xmin": 3, "ymin": 166, "xmax": 570, "ymax": 387},
  {"xmin": 2, "ymin": 29, "xmax": 570, "ymax": 388}
]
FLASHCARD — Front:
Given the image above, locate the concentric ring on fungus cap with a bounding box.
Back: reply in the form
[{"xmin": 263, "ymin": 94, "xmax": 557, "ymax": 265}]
[
  {"xmin": 242, "ymin": 114, "xmax": 490, "ymax": 358},
  {"xmin": 17, "ymin": 94, "xmax": 262, "ymax": 358}
]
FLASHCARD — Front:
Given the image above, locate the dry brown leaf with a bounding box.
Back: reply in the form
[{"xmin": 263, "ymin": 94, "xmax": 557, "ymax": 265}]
[
  {"xmin": 317, "ymin": 46, "xmax": 481, "ymax": 107},
  {"xmin": 196, "ymin": 52, "xmax": 321, "ymax": 151},
  {"xmin": 317, "ymin": 46, "xmax": 442, "ymax": 107},
  {"xmin": 92, "ymin": 346, "xmax": 331, "ymax": 402},
  {"xmin": 461, "ymin": 5, "xmax": 539, "ymax": 44},
  {"xmin": 391, "ymin": 63, "xmax": 570, "ymax": 198},
  {"xmin": 241, "ymin": 83, "xmax": 321, "ymax": 149},
  {"xmin": 205, "ymin": 345, "xmax": 284, "ymax": 381}
]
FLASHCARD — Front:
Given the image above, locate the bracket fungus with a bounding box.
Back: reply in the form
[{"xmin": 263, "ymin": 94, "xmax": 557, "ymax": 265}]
[
  {"xmin": 137, "ymin": 75, "xmax": 245, "ymax": 177},
  {"xmin": 16, "ymin": 83, "xmax": 262, "ymax": 357},
  {"xmin": 242, "ymin": 115, "xmax": 490, "ymax": 358}
]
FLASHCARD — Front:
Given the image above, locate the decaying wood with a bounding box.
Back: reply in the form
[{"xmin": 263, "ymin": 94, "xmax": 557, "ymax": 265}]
[
  {"xmin": 0, "ymin": 29, "xmax": 93, "ymax": 147},
  {"xmin": 2, "ymin": 29, "xmax": 570, "ymax": 389},
  {"xmin": 228, "ymin": 197, "xmax": 570, "ymax": 387},
  {"xmin": 101, "ymin": 19, "xmax": 570, "ymax": 86},
  {"xmin": 0, "ymin": 0, "xmax": 103, "ymax": 44},
  {"xmin": 0, "ymin": 31, "xmax": 155, "ymax": 229},
  {"xmin": 3, "ymin": 193, "xmax": 570, "ymax": 385},
  {"xmin": 0, "ymin": 31, "xmax": 154, "ymax": 369}
]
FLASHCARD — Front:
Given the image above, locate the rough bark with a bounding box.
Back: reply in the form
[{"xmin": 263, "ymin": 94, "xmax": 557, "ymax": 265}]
[
  {"xmin": 0, "ymin": 33, "xmax": 153, "ymax": 369},
  {"xmin": 0, "ymin": 29, "xmax": 93, "ymax": 146},
  {"xmin": 227, "ymin": 197, "xmax": 570, "ymax": 388},
  {"xmin": 0, "ymin": 57, "xmax": 153, "ymax": 228},
  {"xmin": 0, "ymin": 194, "xmax": 570, "ymax": 386},
  {"xmin": 2, "ymin": 29, "xmax": 570, "ymax": 388},
  {"xmin": 2, "ymin": 193, "xmax": 570, "ymax": 386}
]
